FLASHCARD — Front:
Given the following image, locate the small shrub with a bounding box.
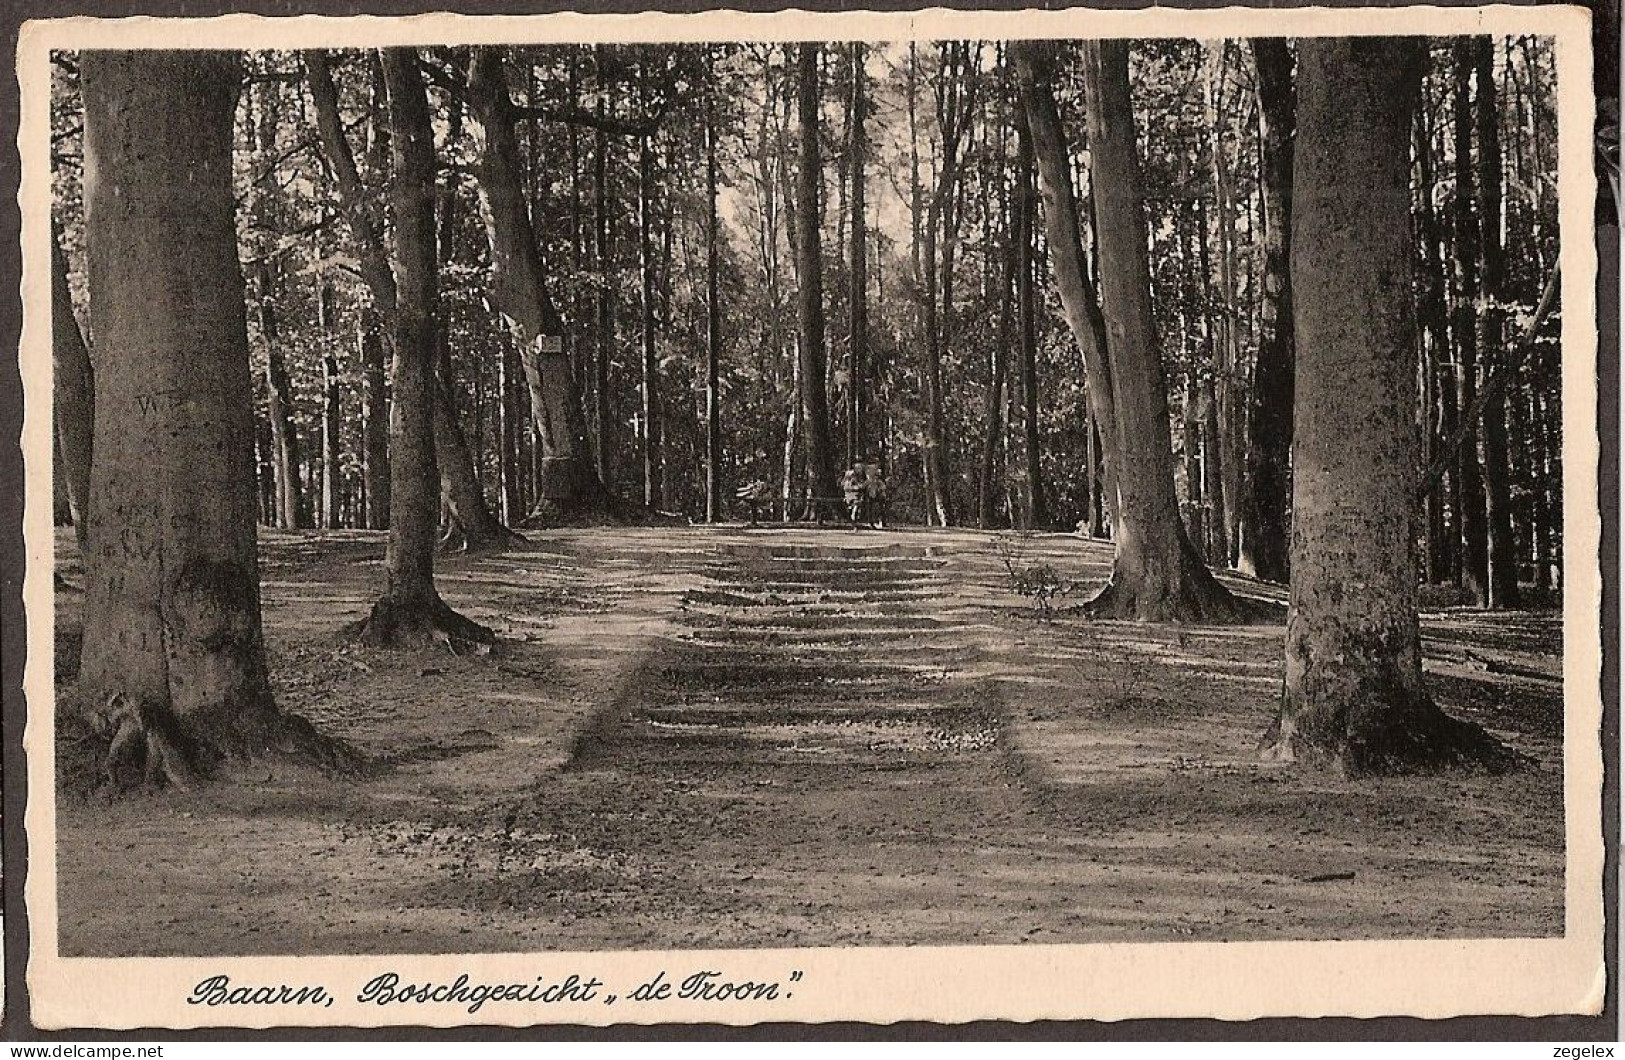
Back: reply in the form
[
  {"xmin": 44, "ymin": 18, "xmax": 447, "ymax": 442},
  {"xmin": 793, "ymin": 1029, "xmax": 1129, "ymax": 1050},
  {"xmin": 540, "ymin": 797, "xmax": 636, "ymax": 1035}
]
[{"xmin": 993, "ymin": 532, "xmax": 1082, "ymax": 617}]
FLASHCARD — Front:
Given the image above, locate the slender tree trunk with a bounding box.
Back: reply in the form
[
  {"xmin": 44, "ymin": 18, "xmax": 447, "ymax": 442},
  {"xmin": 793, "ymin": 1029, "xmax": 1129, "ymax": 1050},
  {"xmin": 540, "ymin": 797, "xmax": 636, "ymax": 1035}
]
[
  {"xmin": 261, "ymin": 313, "xmax": 303, "ymax": 531},
  {"xmin": 783, "ymin": 338, "xmax": 801, "ymax": 520},
  {"xmin": 1414, "ymin": 72, "xmax": 1456, "ymax": 584},
  {"xmin": 793, "ymin": 43, "xmax": 840, "ymax": 518},
  {"xmin": 637, "ymin": 111, "xmax": 663, "ymax": 510},
  {"xmin": 1452, "ymin": 41, "xmax": 1491, "ymax": 604},
  {"xmin": 1476, "ymin": 39, "xmax": 1522, "ymax": 608},
  {"xmin": 310, "ymin": 275, "xmax": 338, "ymax": 530},
  {"xmin": 249, "ymin": 84, "xmax": 306, "ymax": 532},
  {"xmin": 78, "ymin": 51, "xmax": 349, "ymax": 787},
  {"xmin": 1180, "ymin": 220, "xmax": 1206, "ymax": 557},
  {"xmin": 1532, "ymin": 387, "xmax": 1555, "ymax": 588},
  {"xmin": 306, "ymin": 53, "xmax": 392, "ymax": 531},
  {"xmin": 977, "ymin": 117, "xmax": 1014, "ymax": 530},
  {"xmin": 1261, "ymin": 37, "xmax": 1515, "ymax": 775},
  {"xmin": 308, "ymin": 49, "xmax": 515, "ymax": 549},
  {"xmin": 1014, "ymin": 46, "xmax": 1118, "ymax": 519},
  {"xmin": 1014, "ymin": 111, "xmax": 1046, "ymax": 531},
  {"xmin": 431, "ymin": 99, "xmax": 519, "ymax": 552},
  {"xmin": 905, "ymin": 44, "xmax": 927, "ymax": 516},
  {"xmin": 358, "ymin": 310, "xmax": 391, "ymax": 530},
  {"xmin": 1237, "ymin": 39, "xmax": 1296, "ymax": 582},
  {"xmin": 466, "ymin": 47, "xmax": 619, "ymax": 525},
  {"xmin": 847, "ymin": 43, "xmax": 869, "ymax": 470},
  {"xmin": 1204, "ymin": 43, "xmax": 1242, "ymax": 566},
  {"xmin": 1065, "ymin": 41, "xmax": 1242, "ymax": 620},
  {"xmin": 497, "ymin": 341, "xmax": 521, "ymax": 522},
  {"xmin": 52, "ymin": 221, "xmax": 94, "ymax": 557},
  {"xmin": 593, "ymin": 88, "xmax": 615, "ymax": 486},
  {"xmin": 353, "ymin": 48, "xmax": 493, "ymax": 648},
  {"xmin": 1194, "ymin": 201, "xmax": 1229, "ymax": 563},
  {"xmin": 702, "ymin": 59, "xmax": 724, "ymax": 523},
  {"xmin": 321, "ymin": 350, "xmax": 340, "ymax": 529}
]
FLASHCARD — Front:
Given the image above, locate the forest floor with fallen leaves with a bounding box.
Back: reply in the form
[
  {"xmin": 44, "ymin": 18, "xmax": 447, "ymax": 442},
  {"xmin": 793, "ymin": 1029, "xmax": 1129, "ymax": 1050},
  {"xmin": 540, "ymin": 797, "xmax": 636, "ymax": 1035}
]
[{"xmin": 50, "ymin": 524, "xmax": 1567, "ymax": 956}]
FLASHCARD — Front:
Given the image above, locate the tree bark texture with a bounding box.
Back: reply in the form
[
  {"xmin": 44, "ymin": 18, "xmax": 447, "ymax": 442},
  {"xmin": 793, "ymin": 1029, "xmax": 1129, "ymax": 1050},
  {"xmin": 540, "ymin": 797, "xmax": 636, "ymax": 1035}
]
[
  {"xmin": 353, "ymin": 48, "xmax": 493, "ymax": 648},
  {"xmin": 1452, "ymin": 41, "xmax": 1491, "ymax": 603},
  {"xmin": 705, "ymin": 55, "xmax": 724, "ymax": 522},
  {"xmin": 793, "ymin": 43, "xmax": 841, "ymax": 518},
  {"xmin": 1261, "ymin": 37, "xmax": 1516, "ymax": 775},
  {"xmin": 1077, "ymin": 41, "xmax": 1242, "ymax": 620},
  {"xmin": 52, "ymin": 221, "xmax": 94, "ymax": 556},
  {"xmin": 1475, "ymin": 38, "xmax": 1522, "ymax": 608},
  {"xmin": 846, "ymin": 43, "xmax": 870, "ymax": 470},
  {"xmin": 78, "ymin": 50, "xmax": 351, "ymax": 787},
  {"xmin": 467, "ymin": 47, "xmax": 618, "ymax": 525},
  {"xmin": 1237, "ymin": 39, "xmax": 1296, "ymax": 583}
]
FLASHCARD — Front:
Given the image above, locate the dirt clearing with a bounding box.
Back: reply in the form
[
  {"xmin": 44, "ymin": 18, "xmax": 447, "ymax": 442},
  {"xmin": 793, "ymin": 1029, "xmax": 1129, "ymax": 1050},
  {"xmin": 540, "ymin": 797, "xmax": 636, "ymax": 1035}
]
[{"xmin": 51, "ymin": 526, "xmax": 1565, "ymax": 955}]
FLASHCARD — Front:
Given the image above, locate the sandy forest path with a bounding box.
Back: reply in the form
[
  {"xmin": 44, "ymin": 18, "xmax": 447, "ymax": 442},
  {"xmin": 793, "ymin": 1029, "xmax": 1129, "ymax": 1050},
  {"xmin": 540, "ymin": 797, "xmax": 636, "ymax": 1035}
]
[{"xmin": 52, "ymin": 527, "xmax": 1566, "ymax": 956}]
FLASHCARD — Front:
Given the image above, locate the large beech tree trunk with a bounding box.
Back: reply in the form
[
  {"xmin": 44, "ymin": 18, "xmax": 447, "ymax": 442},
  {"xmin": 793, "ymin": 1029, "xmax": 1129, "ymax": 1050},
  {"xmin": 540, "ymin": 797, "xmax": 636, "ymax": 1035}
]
[
  {"xmin": 52, "ymin": 221, "xmax": 94, "ymax": 557},
  {"xmin": 77, "ymin": 51, "xmax": 350, "ymax": 788},
  {"xmin": 466, "ymin": 47, "xmax": 619, "ymax": 525},
  {"xmin": 792, "ymin": 43, "xmax": 840, "ymax": 518},
  {"xmin": 352, "ymin": 48, "xmax": 493, "ymax": 649},
  {"xmin": 1023, "ymin": 41, "xmax": 1241, "ymax": 620},
  {"xmin": 1237, "ymin": 39, "xmax": 1296, "ymax": 583},
  {"xmin": 1260, "ymin": 38, "xmax": 1516, "ymax": 775}
]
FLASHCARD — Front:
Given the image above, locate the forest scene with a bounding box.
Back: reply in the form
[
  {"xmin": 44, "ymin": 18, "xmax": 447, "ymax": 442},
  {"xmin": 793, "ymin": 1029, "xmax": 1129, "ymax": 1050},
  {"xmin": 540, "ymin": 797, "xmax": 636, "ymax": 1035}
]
[{"xmin": 45, "ymin": 33, "xmax": 1575, "ymax": 956}]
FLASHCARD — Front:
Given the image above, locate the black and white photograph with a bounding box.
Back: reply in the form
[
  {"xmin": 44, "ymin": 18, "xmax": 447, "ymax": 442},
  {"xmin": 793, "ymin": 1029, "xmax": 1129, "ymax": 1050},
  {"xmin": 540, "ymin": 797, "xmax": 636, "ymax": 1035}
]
[{"xmin": 17, "ymin": 5, "xmax": 1605, "ymax": 1028}]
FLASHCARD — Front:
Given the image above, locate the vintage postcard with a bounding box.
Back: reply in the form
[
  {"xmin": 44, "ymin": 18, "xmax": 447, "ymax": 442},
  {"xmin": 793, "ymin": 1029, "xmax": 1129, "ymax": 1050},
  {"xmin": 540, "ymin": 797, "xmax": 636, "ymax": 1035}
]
[{"xmin": 16, "ymin": 4, "xmax": 1604, "ymax": 1029}]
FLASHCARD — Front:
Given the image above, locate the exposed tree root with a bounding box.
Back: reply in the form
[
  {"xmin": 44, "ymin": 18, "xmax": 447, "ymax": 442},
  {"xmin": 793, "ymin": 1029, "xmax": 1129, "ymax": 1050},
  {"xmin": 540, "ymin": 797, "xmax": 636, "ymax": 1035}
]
[
  {"xmin": 1078, "ymin": 531, "xmax": 1266, "ymax": 624},
  {"xmin": 1259, "ymin": 697, "xmax": 1528, "ymax": 777},
  {"xmin": 92, "ymin": 692, "xmax": 213, "ymax": 791},
  {"xmin": 438, "ymin": 518, "xmax": 528, "ymax": 555},
  {"xmin": 84, "ymin": 691, "xmax": 369, "ymax": 794},
  {"xmin": 348, "ymin": 592, "xmax": 496, "ymax": 652}
]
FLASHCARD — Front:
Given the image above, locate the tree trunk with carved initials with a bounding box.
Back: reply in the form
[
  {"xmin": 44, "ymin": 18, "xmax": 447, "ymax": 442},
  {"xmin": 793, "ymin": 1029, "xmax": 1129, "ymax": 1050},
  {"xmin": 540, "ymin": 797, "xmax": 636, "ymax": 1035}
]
[{"xmin": 77, "ymin": 50, "xmax": 353, "ymax": 789}]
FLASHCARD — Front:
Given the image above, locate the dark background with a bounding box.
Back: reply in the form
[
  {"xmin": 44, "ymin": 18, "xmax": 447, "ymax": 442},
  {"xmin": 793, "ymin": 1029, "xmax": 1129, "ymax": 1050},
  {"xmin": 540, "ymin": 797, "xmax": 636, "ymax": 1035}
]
[{"xmin": 0, "ymin": 0, "xmax": 1616, "ymax": 1042}]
